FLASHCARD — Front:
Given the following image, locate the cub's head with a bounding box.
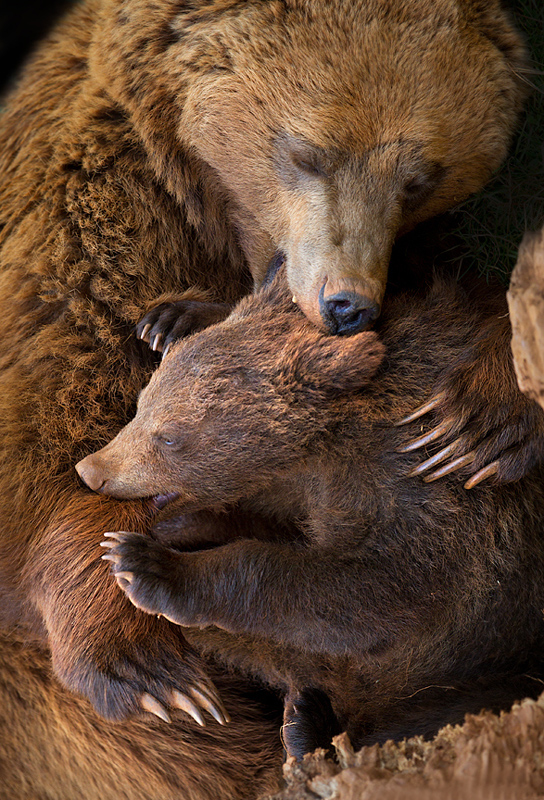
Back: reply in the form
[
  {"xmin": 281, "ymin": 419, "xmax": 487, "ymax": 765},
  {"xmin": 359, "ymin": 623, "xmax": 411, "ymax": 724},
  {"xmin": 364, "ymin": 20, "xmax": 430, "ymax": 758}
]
[{"xmin": 76, "ymin": 278, "xmax": 385, "ymax": 507}]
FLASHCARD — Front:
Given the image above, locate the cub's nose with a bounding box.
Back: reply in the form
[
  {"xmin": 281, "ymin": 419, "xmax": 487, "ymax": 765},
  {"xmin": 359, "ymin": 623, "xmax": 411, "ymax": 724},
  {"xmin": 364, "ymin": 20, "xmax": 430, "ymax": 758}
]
[
  {"xmin": 76, "ymin": 455, "xmax": 106, "ymax": 492},
  {"xmin": 320, "ymin": 289, "xmax": 380, "ymax": 335}
]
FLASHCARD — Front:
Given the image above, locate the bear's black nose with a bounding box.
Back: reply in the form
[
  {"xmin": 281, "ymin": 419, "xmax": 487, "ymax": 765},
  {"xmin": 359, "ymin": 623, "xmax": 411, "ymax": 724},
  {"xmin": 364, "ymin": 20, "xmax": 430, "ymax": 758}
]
[{"xmin": 319, "ymin": 289, "xmax": 380, "ymax": 335}]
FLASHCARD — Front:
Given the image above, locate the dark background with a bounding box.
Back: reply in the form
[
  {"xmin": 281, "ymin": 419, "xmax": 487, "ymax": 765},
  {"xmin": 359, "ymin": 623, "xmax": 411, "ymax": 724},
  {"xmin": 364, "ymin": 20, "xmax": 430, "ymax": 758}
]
[{"xmin": 0, "ymin": 0, "xmax": 73, "ymax": 95}]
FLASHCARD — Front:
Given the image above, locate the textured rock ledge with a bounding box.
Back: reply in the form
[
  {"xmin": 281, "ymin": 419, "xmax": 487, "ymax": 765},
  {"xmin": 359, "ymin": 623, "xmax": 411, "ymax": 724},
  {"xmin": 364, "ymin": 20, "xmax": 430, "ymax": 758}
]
[
  {"xmin": 508, "ymin": 227, "xmax": 544, "ymax": 411},
  {"xmin": 262, "ymin": 692, "xmax": 544, "ymax": 800}
]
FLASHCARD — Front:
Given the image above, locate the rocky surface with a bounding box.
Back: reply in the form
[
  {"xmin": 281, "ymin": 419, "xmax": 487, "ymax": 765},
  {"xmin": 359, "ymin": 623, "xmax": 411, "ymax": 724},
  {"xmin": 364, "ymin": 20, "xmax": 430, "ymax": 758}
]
[
  {"xmin": 262, "ymin": 693, "xmax": 544, "ymax": 800},
  {"xmin": 508, "ymin": 227, "xmax": 544, "ymax": 410}
]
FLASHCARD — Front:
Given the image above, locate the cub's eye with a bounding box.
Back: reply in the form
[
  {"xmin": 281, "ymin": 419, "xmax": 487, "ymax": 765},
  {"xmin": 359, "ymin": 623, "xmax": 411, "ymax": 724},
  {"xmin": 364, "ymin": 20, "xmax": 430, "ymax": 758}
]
[{"xmin": 155, "ymin": 433, "xmax": 178, "ymax": 447}]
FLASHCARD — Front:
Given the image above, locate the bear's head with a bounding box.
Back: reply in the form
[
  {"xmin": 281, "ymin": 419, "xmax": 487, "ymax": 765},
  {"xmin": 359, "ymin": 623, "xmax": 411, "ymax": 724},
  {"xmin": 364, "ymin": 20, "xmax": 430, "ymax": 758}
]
[
  {"xmin": 98, "ymin": 0, "xmax": 528, "ymax": 334},
  {"xmin": 76, "ymin": 277, "xmax": 385, "ymax": 507}
]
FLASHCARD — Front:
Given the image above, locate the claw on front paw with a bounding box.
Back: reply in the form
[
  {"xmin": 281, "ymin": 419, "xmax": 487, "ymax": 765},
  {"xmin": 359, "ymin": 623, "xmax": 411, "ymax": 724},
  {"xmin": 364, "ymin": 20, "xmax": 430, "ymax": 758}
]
[
  {"xmin": 138, "ymin": 679, "xmax": 230, "ymax": 727},
  {"xmin": 115, "ymin": 571, "xmax": 134, "ymax": 589},
  {"xmin": 170, "ymin": 683, "xmax": 231, "ymax": 726},
  {"xmin": 141, "ymin": 692, "xmax": 172, "ymax": 723},
  {"xmin": 406, "ymin": 441, "xmax": 458, "ymax": 476},
  {"xmin": 397, "ymin": 394, "xmax": 505, "ymax": 490},
  {"xmin": 463, "ymin": 460, "xmax": 499, "ymax": 490},
  {"xmin": 397, "ymin": 418, "xmax": 455, "ymax": 453},
  {"xmin": 395, "ymin": 392, "xmax": 446, "ymax": 427}
]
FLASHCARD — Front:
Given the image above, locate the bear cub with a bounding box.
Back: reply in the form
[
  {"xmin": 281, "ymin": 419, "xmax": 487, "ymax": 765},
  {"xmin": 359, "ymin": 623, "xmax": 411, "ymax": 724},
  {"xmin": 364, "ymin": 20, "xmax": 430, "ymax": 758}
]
[{"xmin": 77, "ymin": 273, "xmax": 544, "ymax": 758}]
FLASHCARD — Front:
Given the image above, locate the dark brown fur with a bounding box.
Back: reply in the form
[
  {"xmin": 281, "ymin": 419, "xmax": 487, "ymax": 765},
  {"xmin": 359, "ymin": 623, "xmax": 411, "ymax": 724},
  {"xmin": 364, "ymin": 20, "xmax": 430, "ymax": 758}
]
[
  {"xmin": 0, "ymin": 0, "xmax": 533, "ymax": 793},
  {"xmin": 80, "ymin": 274, "xmax": 544, "ymax": 758}
]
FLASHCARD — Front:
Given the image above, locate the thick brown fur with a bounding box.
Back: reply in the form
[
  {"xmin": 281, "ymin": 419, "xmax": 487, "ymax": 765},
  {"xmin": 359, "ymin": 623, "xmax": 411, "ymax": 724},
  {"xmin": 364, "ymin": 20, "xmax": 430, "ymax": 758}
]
[
  {"xmin": 81, "ymin": 273, "xmax": 544, "ymax": 760},
  {"xmin": 0, "ymin": 631, "xmax": 282, "ymax": 800},
  {"xmin": 0, "ymin": 2, "xmax": 279, "ymax": 797},
  {"xmin": 90, "ymin": 0, "xmax": 528, "ymax": 327},
  {"xmin": 0, "ymin": 0, "xmax": 533, "ymax": 794}
]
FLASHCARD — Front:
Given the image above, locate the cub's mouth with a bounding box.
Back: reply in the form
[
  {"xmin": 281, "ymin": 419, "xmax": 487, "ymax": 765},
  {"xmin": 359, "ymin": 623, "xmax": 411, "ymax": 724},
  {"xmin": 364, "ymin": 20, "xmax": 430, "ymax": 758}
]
[{"xmin": 152, "ymin": 492, "xmax": 180, "ymax": 510}]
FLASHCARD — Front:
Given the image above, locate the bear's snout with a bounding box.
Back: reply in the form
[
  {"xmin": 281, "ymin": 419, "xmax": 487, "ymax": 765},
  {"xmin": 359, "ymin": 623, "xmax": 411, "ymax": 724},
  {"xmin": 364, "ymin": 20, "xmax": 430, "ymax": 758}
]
[
  {"xmin": 76, "ymin": 453, "xmax": 108, "ymax": 493},
  {"xmin": 319, "ymin": 288, "xmax": 380, "ymax": 335}
]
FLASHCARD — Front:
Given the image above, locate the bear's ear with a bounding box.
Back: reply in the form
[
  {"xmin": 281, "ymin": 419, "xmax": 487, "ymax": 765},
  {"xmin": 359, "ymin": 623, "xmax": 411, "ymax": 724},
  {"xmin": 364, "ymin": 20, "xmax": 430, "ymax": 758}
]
[
  {"xmin": 459, "ymin": 0, "xmax": 528, "ymax": 73},
  {"xmin": 299, "ymin": 331, "xmax": 386, "ymax": 395}
]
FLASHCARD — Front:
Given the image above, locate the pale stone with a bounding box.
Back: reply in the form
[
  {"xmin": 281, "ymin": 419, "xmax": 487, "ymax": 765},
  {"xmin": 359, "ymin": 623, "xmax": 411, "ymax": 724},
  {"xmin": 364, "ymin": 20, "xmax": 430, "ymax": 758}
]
[{"xmin": 507, "ymin": 228, "xmax": 544, "ymax": 410}]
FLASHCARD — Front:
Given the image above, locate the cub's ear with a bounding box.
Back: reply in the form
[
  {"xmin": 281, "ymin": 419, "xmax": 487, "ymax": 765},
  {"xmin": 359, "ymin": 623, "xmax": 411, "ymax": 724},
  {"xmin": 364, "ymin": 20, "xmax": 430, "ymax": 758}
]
[{"xmin": 298, "ymin": 330, "xmax": 386, "ymax": 394}]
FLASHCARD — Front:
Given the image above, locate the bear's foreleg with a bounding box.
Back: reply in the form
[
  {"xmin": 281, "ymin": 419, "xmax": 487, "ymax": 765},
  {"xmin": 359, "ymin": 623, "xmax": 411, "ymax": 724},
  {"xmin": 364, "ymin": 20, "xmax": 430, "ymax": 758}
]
[
  {"xmin": 398, "ymin": 311, "xmax": 544, "ymax": 487},
  {"xmin": 26, "ymin": 492, "xmax": 228, "ymax": 726},
  {"xmin": 100, "ymin": 532, "xmax": 433, "ymax": 657}
]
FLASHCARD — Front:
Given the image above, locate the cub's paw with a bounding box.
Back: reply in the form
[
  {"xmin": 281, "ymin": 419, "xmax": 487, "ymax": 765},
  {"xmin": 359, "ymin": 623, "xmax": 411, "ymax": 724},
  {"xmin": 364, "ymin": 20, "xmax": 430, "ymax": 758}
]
[
  {"xmin": 136, "ymin": 299, "xmax": 232, "ymax": 356},
  {"xmin": 101, "ymin": 531, "xmax": 197, "ymax": 626},
  {"xmin": 282, "ymin": 688, "xmax": 341, "ymax": 760}
]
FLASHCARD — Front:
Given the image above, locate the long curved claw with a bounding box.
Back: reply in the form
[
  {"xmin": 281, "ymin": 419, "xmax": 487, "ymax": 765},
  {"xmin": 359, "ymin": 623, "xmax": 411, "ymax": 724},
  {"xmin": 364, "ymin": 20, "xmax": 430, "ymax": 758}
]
[
  {"xmin": 395, "ymin": 393, "xmax": 446, "ymax": 426},
  {"xmin": 170, "ymin": 689, "xmax": 206, "ymax": 727},
  {"xmin": 115, "ymin": 571, "xmax": 134, "ymax": 586},
  {"xmin": 139, "ymin": 323, "xmax": 152, "ymax": 342},
  {"xmin": 152, "ymin": 333, "xmax": 163, "ymax": 352},
  {"xmin": 464, "ymin": 461, "xmax": 499, "ymax": 490},
  {"xmin": 423, "ymin": 452, "xmax": 476, "ymax": 483},
  {"xmin": 189, "ymin": 684, "xmax": 231, "ymax": 725},
  {"xmin": 397, "ymin": 420, "xmax": 454, "ymax": 453},
  {"xmin": 99, "ymin": 539, "xmax": 117, "ymax": 549},
  {"xmin": 407, "ymin": 442, "xmax": 458, "ymax": 477},
  {"xmin": 103, "ymin": 532, "xmax": 125, "ymax": 542},
  {"xmin": 141, "ymin": 692, "xmax": 171, "ymax": 723}
]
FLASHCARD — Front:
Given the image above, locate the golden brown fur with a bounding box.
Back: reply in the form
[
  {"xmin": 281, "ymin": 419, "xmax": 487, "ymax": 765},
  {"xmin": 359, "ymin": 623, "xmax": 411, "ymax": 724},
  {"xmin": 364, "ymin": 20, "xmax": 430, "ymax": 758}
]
[
  {"xmin": 0, "ymin": 0, "xmax": 531, "ymax": 795},
  {"xmin": 93, "ymin": 0, "xmax": 528, "ymax": 328},
  {"xmin": 0, "ymin": 632, "xmax": 282, "ymax": 800}
]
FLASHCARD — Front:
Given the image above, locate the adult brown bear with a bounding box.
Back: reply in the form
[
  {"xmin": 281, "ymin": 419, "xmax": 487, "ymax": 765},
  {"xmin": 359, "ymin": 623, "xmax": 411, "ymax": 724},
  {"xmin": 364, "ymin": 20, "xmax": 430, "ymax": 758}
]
[
  {"xmin": 96, "ymin": 0, "xmax": 528, "ymax": 332},
  {"xmin": 0, "ymin": 0, "xmax": 539, "ymax": 795},
  {"xmin": 78, "ymin": 271, "xmax": 544, "ymax": 761}
]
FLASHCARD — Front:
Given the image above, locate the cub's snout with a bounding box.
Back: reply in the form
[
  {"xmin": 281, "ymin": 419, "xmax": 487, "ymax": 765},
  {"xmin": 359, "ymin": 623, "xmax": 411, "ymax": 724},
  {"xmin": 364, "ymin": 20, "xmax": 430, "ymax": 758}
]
[{"xmin": 76, "ymin": 453, "xmax": 108, "ymax": 493}]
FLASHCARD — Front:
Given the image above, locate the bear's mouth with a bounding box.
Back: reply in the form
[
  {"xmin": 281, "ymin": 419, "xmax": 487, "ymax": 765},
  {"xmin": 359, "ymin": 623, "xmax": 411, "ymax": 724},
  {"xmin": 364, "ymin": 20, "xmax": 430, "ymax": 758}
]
[{"xmin": 152, "ymin": 492, "xmax": 179, "ymax": 510}]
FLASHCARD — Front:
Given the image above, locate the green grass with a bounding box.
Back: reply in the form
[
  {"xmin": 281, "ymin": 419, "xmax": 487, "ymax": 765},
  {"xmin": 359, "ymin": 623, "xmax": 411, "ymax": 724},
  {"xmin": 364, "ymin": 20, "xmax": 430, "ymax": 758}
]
[{"xmin": 449, "ymin": 0, "xmax": 544, "ymax": 283}]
